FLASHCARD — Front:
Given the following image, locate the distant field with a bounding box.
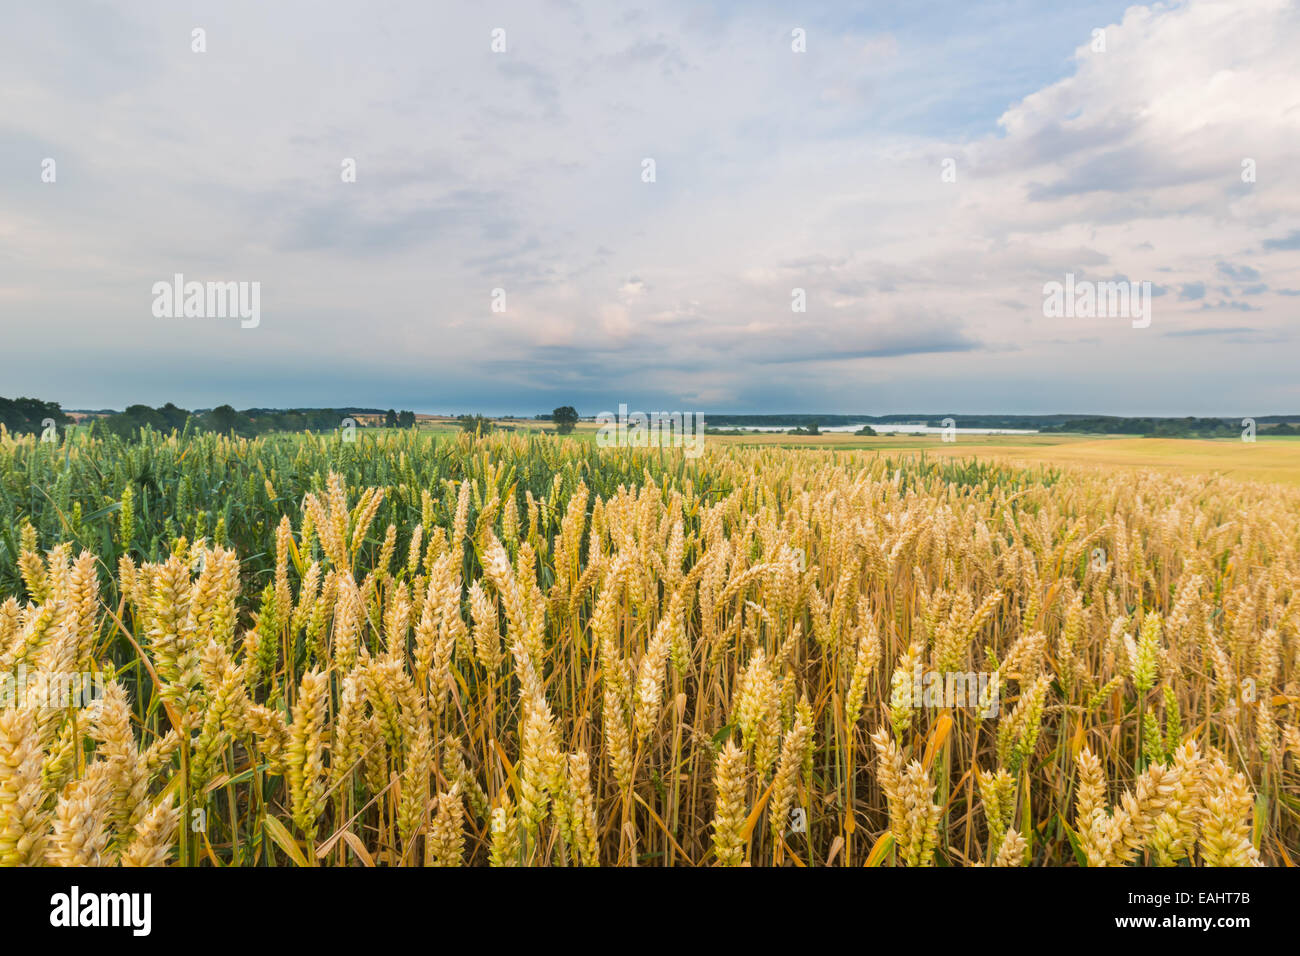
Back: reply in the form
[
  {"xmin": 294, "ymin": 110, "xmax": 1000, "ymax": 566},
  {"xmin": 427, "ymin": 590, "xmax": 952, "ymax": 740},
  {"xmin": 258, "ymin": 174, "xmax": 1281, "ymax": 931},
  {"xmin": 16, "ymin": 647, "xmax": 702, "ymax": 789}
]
[
  {"xmin": 914, "ymin": 435, "xmax": 1300, "ymax": 486},
  {"xmin": 499, "ymin": 422, "xmax": 1300, "ymax": 486},
  {"xmin": 716, "ymin": 434, "xmax": 1300, "ymax": 485},
  {"xmin": 383, "ymin": 419, "xmax": 1300, "ymax": 486}
]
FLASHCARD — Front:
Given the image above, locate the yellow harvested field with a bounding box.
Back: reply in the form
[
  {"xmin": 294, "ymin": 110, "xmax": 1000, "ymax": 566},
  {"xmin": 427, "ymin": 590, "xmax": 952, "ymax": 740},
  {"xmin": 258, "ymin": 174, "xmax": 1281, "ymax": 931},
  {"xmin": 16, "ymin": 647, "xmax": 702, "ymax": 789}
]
[{"xmin": 703, "ymin": 433, "xmax": 1300, "ymax": 486}]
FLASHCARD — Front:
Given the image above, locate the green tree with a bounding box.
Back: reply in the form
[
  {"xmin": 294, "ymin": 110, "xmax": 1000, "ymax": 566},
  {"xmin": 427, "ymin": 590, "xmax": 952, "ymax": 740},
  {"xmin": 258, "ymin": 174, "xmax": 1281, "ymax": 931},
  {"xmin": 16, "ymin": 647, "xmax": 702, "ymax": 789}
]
[
  {"xmin": 205, "ymin": 404, "xmax": 247, "ymax": 435},
  {"xmin": 0, "ymin": 396, "xmax": 71, "ymax": 436},
  {"xmin": 552, "ymin": 406, "xmax": 579, "ymax": 435},
  {"xmin": 158, "ymin": 402, "xmax": 191, "ymax": 431},
  {"xmin": 458, "ymin": 414, "xmax": 492, "ymax": 434},
  {"xmin": 384, "ymin": 409, "xmax": 399, "ymax": 428}
]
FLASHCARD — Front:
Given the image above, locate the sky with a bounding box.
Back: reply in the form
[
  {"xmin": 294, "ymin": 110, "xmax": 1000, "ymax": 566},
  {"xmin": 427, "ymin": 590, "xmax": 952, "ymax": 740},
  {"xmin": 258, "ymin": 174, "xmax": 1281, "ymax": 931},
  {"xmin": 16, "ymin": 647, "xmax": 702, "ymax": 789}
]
[{"xmin": 2, "ymin": 0, "xmax": 1299, "ymax": 417}]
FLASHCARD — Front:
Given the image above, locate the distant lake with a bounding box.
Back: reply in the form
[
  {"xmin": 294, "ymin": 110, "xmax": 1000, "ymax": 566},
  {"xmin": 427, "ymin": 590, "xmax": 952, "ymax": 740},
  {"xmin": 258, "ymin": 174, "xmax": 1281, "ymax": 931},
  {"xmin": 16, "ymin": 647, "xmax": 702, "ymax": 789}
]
[{"xmin": 735, "ymin": 424, "xmax": 1040, "ymax": 435}]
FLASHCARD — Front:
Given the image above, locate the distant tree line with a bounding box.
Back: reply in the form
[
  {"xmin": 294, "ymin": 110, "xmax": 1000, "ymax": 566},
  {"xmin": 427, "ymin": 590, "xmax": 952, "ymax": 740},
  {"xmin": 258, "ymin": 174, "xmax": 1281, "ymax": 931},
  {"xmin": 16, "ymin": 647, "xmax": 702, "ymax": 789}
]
[
  {"xmin": 383, "ymin": 409, "xmax": 417, "ymax": 429},
  {"xmin": 0, "ymin": 397, "xmax": 73, "ymax": 436},
  {"xmin": 1043, "ymin": 417, "xmax": 1243, "ymax": 438},
  {"xmin": 9, "ymin": 396, "xmax": 1295, "ymax": 442},
  {"xmin": 91, "ymin": 404, "xmax": 380, "ymax": 438},
  {"xmin": 702, "ymin": 413, "xmax": 1300, "ymax": 432}
]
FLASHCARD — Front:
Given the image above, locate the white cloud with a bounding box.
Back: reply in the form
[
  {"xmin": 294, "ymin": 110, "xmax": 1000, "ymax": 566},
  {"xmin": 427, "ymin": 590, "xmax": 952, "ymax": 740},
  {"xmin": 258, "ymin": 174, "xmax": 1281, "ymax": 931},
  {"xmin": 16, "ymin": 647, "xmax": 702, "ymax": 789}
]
[{"xmin": 1, "ymin": 0, "xmax": 1298, "ymax": 414}]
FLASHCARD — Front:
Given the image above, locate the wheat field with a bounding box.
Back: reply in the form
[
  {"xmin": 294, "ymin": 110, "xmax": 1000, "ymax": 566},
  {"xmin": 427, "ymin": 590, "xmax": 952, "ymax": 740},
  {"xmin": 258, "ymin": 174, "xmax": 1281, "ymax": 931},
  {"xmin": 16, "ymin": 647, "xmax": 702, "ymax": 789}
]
[{"xmin": 0, "ymin": 426, "xmax": 1296, "ymax": 866}]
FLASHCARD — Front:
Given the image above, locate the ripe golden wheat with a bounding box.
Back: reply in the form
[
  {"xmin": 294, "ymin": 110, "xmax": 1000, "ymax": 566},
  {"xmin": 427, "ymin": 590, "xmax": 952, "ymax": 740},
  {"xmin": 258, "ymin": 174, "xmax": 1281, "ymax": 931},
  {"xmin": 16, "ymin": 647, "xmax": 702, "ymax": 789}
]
[{"xmin": 1, "ymin": 433, "xmax": 1297, "ymax": 866}]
